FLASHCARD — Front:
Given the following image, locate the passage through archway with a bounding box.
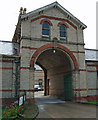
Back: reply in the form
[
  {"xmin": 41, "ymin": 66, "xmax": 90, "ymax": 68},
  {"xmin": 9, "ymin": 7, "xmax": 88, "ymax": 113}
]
[{"xmin": 30, "ymin": 44, "xmax": 79, "ymax": 101}]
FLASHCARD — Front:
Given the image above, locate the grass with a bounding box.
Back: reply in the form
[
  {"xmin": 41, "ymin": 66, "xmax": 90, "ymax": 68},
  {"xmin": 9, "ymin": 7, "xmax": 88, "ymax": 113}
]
[
  {"xmin": 88, "ymin": 99, "xmax": 98, "ymax": 105},
  {"xmin": 23, "ymin": 101, "xmax": 38, "ymax": 119},
  {"xmin": 0, "ymin": 109, "xmax": 2, "ymax": 119},
  {"xmin": 88, "ymin": 101, "xmax": 98, "ymax": 104}
]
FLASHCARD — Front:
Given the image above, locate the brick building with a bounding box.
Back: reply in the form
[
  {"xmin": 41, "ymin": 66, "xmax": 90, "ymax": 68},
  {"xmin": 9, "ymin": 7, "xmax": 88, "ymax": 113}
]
[{"xmin": 0, "ymin": 2, "xmax": 98, "ymax": 107}]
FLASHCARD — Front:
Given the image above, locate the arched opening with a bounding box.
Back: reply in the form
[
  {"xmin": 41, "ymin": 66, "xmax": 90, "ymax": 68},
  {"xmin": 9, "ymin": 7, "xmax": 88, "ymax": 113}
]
[
  {"xmin": 30, "ymin": 44, "xmax": 79, "ymax": 101},
  {"xmin": 34, "ymin": 64, "xmax": 44, "ymax": 97}
]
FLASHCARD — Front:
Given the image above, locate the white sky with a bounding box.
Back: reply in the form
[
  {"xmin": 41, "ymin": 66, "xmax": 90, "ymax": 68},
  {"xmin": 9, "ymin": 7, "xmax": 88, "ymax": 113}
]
[{"xmin": 0, "ymin": 0, "xmax": 97, "ymax": 49}]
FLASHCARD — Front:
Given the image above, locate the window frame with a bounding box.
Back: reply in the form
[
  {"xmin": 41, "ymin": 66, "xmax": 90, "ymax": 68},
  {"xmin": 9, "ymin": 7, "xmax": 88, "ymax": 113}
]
[
  {"xmin": 42, "ymin": 21, "xmax": 50, "ymax": 37},
  {"xmin": 59, "ymin": 24, "xmax": 67, "ymax": 39}
]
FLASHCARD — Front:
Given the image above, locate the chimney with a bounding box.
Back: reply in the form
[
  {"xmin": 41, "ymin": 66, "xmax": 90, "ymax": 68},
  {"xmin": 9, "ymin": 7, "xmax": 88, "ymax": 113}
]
[
  {"xmin": 19, "ymin": 7, "xmax": 23, "ymax": 14},
  {"xmin": 23, "ymin": 8, "xmax": 27, "ymax": 14}
]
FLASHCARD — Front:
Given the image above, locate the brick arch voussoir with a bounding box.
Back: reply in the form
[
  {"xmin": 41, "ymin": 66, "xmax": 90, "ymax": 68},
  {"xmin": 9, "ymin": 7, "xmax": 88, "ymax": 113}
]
[
  {"xmin": 57, "ymin": 22, "xmax": 69, "ymax": 28},
  {"xmin": 57, "ymin": 44, "xmax": 79, "ymax": 70},
  {"xmin": 30, "ymin": 43, "xmax": 79, "ymax": 70},
  {"xmin": 40, "ymin": 19, "xmax": 53, "ymax": 26},
  {"xmin": 30, "ymin": 43, "xmax": 54, "ymax": 67}
]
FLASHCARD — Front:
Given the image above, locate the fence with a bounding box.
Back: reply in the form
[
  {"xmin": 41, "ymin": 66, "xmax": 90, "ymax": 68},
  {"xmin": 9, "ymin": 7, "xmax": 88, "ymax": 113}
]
[
  {"xmin": 18, "ymin": 90, "xmax": 26, "ymax": 106},
  {"xmin": 14, "ymin": 91, "xmax": 26, "ymax": 106}
]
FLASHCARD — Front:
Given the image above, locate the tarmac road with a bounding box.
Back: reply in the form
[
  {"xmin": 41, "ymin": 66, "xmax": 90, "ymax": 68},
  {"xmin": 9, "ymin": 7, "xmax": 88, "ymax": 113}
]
[{"xmin": 35, "ymin": 91, "xmax": 96, "ymax": 119}]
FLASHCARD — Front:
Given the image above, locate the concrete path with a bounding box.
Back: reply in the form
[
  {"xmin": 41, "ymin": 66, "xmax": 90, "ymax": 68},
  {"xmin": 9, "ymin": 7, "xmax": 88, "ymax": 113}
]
[{"xmin": 35, "ymin": 91, "xmax": 96, "ymax": 119}]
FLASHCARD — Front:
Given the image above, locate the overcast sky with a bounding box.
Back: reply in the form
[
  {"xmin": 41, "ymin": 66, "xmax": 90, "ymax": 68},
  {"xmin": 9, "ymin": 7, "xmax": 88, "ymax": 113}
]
[{"xmin": 0, "ymin": 0, "xmax": 97, "ymax": 49}]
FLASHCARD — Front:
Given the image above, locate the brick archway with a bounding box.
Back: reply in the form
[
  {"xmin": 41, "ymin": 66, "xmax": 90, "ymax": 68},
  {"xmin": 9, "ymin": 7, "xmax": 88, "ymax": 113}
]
[
  {"xmin": 40, "ymin": 19, "xmax": 53, "ymax": 26},
  {"xmin": 30, "ymin": 43, "xmax": 79, "ymax": 70},
  {"xmin": 57, "ymin": 22, "xmax": 69, "ymax": 28}
]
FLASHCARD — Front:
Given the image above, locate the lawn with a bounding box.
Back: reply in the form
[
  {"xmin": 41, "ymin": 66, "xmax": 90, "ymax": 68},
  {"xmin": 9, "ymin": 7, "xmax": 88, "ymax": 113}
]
[
  {"xmin": 0, "ymin": 109, "xmax": 2, "ymax": 119},
  {"xmin": 23, "ymin": 102, "xmax": 38, "ymax": 119},
  {"xmin": 88, "ymin": 101, "xmax": 98, "ymax": 104}
]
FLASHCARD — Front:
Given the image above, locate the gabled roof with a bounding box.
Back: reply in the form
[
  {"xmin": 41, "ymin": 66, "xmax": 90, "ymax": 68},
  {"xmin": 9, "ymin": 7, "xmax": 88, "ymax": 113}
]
[
  {"xmin": 21, "ymin": 1, "xmax": 87, "ymax": 29},
  {"xmin": 0, "ymin": 41, "xmax": 20, "ymax": 56}
]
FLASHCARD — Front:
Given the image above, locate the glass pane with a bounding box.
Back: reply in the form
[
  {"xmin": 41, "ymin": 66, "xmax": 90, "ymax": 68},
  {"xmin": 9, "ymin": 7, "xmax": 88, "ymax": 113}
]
[
  {"xmin": 42, "ymin": 22, "xmax": 50, "ymax": 36},
  {"xmin": 60, "ymin": 31, "xmax": 66, "ymax": 37},
  {"xmin": 39, "ymin": 81, "xmax": 42, "ymax": 86},
  {"xmin": 42, "ymin": 22, "xmax": 50, "ymax": 29},
  {"xmin": 42, "ymin": 29, "xmax": 49, "ymax": 35},
  {"xmin": 60, "ymin": 24, "xmax": 66, "ymax": 31}
]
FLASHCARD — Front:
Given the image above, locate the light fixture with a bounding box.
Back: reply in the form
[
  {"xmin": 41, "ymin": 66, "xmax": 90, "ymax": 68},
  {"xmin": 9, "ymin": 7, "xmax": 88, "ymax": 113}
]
[{"xmin": 53, "ymin": 49, "xmax": 56, "ymax": 53}]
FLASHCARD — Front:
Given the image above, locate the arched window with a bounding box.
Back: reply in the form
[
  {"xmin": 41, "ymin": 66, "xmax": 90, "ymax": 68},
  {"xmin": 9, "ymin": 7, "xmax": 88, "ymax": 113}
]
[
  {"xmin": 42, "ymin": 22, "xmax": 50, "ymax": 37},
  {"xmin": 60, "ymin": 24, "xmax": 66, "ymax": 38}
]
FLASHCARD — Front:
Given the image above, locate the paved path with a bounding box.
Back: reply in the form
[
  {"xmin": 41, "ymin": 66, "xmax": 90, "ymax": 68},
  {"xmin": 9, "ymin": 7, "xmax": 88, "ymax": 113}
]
[{"xmin": 35, "ymin": 91, "xmax": 96, "ymax": 119}]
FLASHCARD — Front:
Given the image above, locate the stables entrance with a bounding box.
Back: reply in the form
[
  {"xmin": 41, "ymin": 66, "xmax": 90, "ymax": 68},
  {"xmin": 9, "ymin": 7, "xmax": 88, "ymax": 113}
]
[
  {"xmin": 33, "ymin": 47, "xmax": 74, "ymax": 101},
  {"xmin": 30, "ymin": 43, "xmax": 79, "ymax": 101}
]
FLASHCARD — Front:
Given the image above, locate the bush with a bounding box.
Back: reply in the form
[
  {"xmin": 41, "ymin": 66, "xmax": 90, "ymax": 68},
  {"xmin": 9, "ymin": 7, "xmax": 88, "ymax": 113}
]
[{"xmin": 2, "ymin": 104, "xmax": 24, "ymax": 119}]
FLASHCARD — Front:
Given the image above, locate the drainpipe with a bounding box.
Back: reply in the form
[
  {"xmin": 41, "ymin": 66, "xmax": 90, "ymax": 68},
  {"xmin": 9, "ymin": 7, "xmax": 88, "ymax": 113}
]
[
  {"xmin": 44, "ymin": 70, "xmax": 47, "ymax": 96},
  {"xmin": 14, "ymin": 58, "xmax": 19, "ymax": 99}
]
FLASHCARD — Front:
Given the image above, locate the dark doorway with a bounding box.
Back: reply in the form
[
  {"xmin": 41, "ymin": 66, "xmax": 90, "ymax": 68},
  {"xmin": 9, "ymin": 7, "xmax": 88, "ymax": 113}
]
[{"xmin": 64, "ymin": 73, "xmax": 72, "ymax": 101}]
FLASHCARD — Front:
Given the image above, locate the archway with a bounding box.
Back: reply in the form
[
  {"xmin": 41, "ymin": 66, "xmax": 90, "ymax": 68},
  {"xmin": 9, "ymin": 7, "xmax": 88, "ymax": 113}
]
[{"xmin": 30, "ymin": 43, "xmax": 79, "ymax": 101}]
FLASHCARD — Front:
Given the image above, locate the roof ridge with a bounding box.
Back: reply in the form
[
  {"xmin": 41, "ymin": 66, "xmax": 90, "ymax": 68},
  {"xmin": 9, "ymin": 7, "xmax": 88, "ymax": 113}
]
[
  {"xmin": 0, "ymin": 40, "xmax": 18, "ymax": 44},
  {"xmin": 21, "ymin": 1, "xmax": 87, "ymax": 29},
  {"xmin": 21, "ymin": 1, "xmax": 57, "ymax": 18},
  {"xmin": 85, "ymin": 48, "xmax": 98, "ymax": 51}
]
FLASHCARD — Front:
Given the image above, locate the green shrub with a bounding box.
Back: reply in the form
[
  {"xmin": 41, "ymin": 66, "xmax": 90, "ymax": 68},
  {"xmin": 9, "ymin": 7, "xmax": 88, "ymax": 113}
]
[{"xmin": 2, "ymin": 104, "xmax": 24, "ymax": 119}]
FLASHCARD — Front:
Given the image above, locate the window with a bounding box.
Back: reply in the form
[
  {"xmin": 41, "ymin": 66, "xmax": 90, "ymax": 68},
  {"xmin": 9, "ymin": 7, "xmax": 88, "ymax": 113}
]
[
  {"xmin": 39, "ymin": 79, "xmax": 43, "ymax": 86},
  {"xmin": 42, "ymin": 22, "xmax": 50, "ymax": 37},
  {"xmin": 60, "ymin": 24, "xmax": 66, "ymax": 38}
]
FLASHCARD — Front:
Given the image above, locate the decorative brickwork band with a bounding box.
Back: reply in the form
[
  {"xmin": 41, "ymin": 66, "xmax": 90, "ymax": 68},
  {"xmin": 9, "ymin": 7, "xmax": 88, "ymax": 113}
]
[
  {"xmin": 87, "ymin": 70, "xmax": 97, "ymax": 72},
  {"xmin": 0, "ymin": 89, "xmax": 12, "ymax": 92},
  {"xmin": 31, "ymin": 15, "xmax": 77, "ymax": 30},
  {"xmin": 71, "ymin": 51, "xmax": 85, "ymax": 54},
  {"xmin": 20, "ymin": 67, "xmax": 30, "ymax": 69},
  {"xmin": 40, "ymin": 19, "xmax": 53, "ymax": 26},
  {"xmin": 19, "ymin": 89, "xmax": 34, "ymax": 92},
  {"xmin": 73, "ymin": 88, "xmax": 98, "ymax": 91},
  {"xmin": 73, "ymin": 89, "xmax": 87, "ymax": 91},
  {"xmin": 79, "ymin": 69, "xmax": 97, "ymax": 72},
  {"xmin": 20, "ymin": 45, "xmax": 85, "ymax": 54},
  {"xmin": 79, "ymin": 69, "xmax": 87, "ymax": 71},
  {"xmin": 0, "ymin": 67, "xmax": 13, "ymax": 70},
  {"xmin": 0, "ymin": 60, "xmax": 13, "ymax": 63},
  {"xmin": 21, "ymin": 46, "xmax": 38, "ymax": 50},
  {"xmin": 57, "ymin": 22, "xmax": 69, "ymax": 28}
]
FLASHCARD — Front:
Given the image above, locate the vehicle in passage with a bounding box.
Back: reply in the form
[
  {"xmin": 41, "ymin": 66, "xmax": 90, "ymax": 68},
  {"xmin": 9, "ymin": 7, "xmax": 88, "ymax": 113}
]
[{"xmin": 34, "ymin": 85, "xmax": 42, "ymax": 91}]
